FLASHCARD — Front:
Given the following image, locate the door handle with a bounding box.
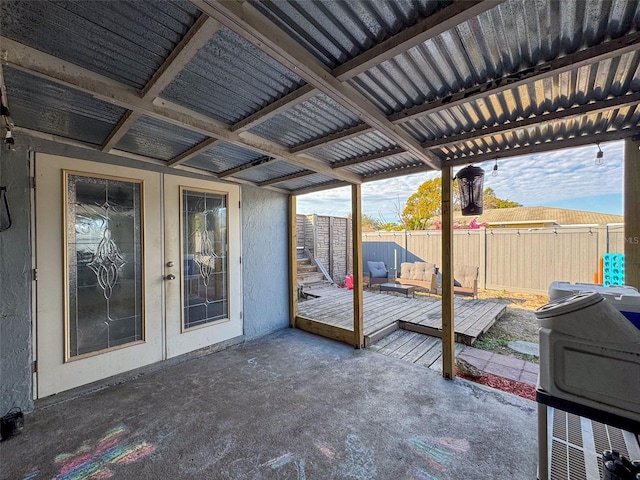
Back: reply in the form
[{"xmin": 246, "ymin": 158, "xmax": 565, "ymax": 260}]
[{"xmin": 165, "ymin": 274, "xmax": 176, "ymax": 281}]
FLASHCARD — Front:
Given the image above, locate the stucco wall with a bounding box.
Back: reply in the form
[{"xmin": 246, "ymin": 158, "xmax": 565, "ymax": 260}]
[
  {"xmin": 240, "ymin": 185, "xmax": 289, "ymax": 340},
  {"xmin": 0, "ymin": 145, "xmax": 33, "ymax": 413},
  {"xmin": 0, "ymin": 137, "xmax": 290, "ymax": 412}
]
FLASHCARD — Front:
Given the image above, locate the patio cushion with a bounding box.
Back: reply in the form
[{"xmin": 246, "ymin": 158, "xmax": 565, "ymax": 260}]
[
  {"xmin": 411, "ymin": 262, "xmax": 436, "ymax": 281},
  {"xmin": 400, "ymin": 262, "xmax": 413, "ymax": 279},
  {"xmin": 454, "ymin": 265, "xmax": 479, "ymax": 288},
  {"xmin": 368, "ymin": 261, "xmax": 388, "ymax": 279}
]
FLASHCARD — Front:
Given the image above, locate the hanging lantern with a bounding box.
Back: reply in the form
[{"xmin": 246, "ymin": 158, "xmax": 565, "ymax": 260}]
[{"xmin": 455, "ymin": 165, "xmax": 485, "ymax": 216}]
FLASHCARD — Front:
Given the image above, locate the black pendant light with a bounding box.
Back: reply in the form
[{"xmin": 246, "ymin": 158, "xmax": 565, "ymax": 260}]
[{"xmin": 455, "ymin": 165, "xmax": 485, "ymax": 216}]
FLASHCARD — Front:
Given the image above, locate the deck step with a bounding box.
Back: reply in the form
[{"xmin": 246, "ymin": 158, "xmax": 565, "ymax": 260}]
[
  {"xmin": 297, "ymin": 264, "xmax": 318, "ymax": 273},
  {"xmin": 297, "ymin": 272, "xmax": 325, "ymax": 283}
]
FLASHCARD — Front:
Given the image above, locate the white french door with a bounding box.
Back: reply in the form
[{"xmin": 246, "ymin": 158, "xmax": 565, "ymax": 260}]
[
  {"xmin": 34, "ymin": 154, "xmax": 242, "ymax": 398},
  {"xmin": 163, "ymin": 174, "xmax": 242, "ymax": 359}
]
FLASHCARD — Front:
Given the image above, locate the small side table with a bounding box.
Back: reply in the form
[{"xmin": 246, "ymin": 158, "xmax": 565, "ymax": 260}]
[{"xmin": 379, "ymin": 283, "xmax": 415, "ymax": 298}]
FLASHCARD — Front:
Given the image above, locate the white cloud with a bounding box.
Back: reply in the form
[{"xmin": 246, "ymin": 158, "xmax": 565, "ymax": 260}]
[{"xmin": 297, "ymin": 140, "xmax": 625, "ymax": 221}]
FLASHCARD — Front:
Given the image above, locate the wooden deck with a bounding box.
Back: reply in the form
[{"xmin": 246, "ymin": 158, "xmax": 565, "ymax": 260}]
[
  {"xmin": 297, "ymin": 286, "xmax": 506, "ymax": 346},
  {"xmin": 368, "ymin": 329, "xmax": 466, "ymax": 371}
]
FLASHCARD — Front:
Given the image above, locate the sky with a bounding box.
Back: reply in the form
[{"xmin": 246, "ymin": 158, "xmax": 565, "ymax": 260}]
[{"xmin": 296, "ymin": 140, "xmax": 625, "ymax": 223}]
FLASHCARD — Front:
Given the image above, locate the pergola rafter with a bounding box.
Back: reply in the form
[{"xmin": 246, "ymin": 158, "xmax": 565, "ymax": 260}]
[
  {"xmin": 194, "ymin": 0, "xmax": 442, "ymax": 170},
  {"xmin": 289, "ymin": 32, "xmax": 640, "ymax": 155},
  {"xmin": 0, "ymin": 36, "xmax": 362, "ymax": 185},
  {"xmin": 229, "ymin": 0, "xmax": 502, "ymax": 134},
  {"xmin": 102, "ymin": 15, "xmax": 221, "ymax": 153},
  {"xmin": 444, "ymin": 128, "xmax": 638, "ymax": 167}
]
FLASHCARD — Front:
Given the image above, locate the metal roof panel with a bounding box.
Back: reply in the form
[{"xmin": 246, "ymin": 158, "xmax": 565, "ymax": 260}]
[
  {"xmin": 441, "ymin": 104, "xmax": 640, "ymax": 160},
  {"xmin": 231, "ymin": 160, "xmax": 306, "ymax": 183},
  {"xmin": 116, "ymin": 116, "xmax": 208, "ymax": 161},
  {"xmin": 250, "ymin": 0, "xmax": 450, "ymax": 68},
  {"xmin": 310, "ymin": 131, "xmax": 397, "ymax": 163},
  {"xmin": 248, "ymin": 94, "xmax": 362, "ymax": 147},
  {"xmin": 3, "ymin": 67, "xmax": 127, "ymax": 145},
  {"xmin": 342, "ymin": 152, "xmax": 423, "ymax": 177},
  {"xmin": 348, "ymin": 0, "xmax": 640, "ymax": 114},
  {"xmin": 403, "ymin": 52, "xmax": 640, "ymax": 143},
  {"xmin": 185, "ymin": 142, "xmax": 267, "ymax": 174},
  {"xmin": 273, "ymin": 173, "xmax": 339, "ymax": 190},
  {"xmin": 160, "ymin": 28, "xmax": 305, "ymax": 125},
  {"xmin": 0, "ymin": 0, "xmax": 201, "ymax": 89}
]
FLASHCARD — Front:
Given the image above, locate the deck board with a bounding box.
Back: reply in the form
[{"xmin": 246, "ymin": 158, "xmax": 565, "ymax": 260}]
[{"xmin": 298, "ymin": 286, "xmax": 505, "ymax": 346}]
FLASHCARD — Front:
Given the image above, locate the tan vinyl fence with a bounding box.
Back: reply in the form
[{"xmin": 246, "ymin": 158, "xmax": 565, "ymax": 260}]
[{"xmin": 363, "ymin": 224, "xmax": 625, "ymax": 295}]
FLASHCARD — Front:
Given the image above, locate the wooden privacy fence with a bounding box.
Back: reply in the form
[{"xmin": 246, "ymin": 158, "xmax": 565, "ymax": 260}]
[
  {"xmin": 363, "ymin": 224, "xmax": 625, "ymax": 295},
  {"xmin": 297, "ymin": 214, "xmax": 353, "ymax": 283}
]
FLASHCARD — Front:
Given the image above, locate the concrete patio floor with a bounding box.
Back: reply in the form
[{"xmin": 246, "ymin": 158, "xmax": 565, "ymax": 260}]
[{"xmin": 0, "ymin": 329, "xmax": 537, "ymax": 479}]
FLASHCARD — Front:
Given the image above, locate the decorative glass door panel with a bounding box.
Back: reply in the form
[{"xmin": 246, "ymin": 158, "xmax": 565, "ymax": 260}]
[
  {"xmin": 66, "ymin": 173, "xmax": 144, "ymax": 359},
  {"xmin": 182, "ymin": 189, "xmax": 228, "ymax": 330},
  {"xmin": 36, "ymin": 154, "xmax": 163, "ymax": 398},
  {"xmin": 163, "ymin": 175, "xmax": 241, "ymax": 360}
]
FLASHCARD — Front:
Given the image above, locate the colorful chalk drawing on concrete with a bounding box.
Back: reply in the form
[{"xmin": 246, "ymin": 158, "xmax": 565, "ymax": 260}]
[
  {"xmin": 339, "ymin": 434, "xmax": 377, "ymax": 480},
  {"xmin": 261, "ymin": 435, "xmax": 376, "ymax": 480},
  {"xmin": 261, "ymin": 452, "xmax": 306, "ymax": 480},
  {"xmin": 22, "ymin": 425, "xmax": 156, "ymax": 480},
  {"xmin": 407, "ymin": 436, "xmax": 470, "ymax": 478},
  {"xmin": 314, "ymin": 440, "xmax": 337, "ymax": 459}
]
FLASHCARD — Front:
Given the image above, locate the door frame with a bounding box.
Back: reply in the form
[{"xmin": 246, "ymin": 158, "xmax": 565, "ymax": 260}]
[
  {"xmin": 163, "ymin": 174, "xmax": 242, "ymax": 359},
  {"xmin": 33, "ymin": 153, "xmax": 165, "ymax": 398}
]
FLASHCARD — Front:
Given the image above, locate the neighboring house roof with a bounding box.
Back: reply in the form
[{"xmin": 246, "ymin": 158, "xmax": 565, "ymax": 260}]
[{"xmin": 455, "ymin": 207, "xmax": 624, "ymax": 226}]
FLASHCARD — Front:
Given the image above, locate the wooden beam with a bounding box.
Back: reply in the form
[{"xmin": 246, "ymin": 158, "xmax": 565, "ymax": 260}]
[
  {"xmin": 13, "ymin": 126, "xmax": 285, "ymax": 194},
  {"xmin": 361, "ymin": 163, "xmax": 433, "ymax": 183},
  {"xmin": 229, "ymin": 1, "xmax": 502, "ymax": 133},
  {"xmin": 291, "ymin": 180, "xmax": 350, "ymax": 196},
  {"xmin": 291, "ymin": 124, "xmax": 371, "ymax": 154},
  {"xmin": 102, "ymin": 16, "xmax": 220, "ymax": 152},
  {"xmin": 441, "ymin": 165, "xmax": 455, "ymax": 379},
  {"xmin": 423, "ymin": 92, "xmax": 640, "ymax": 150},
  {"xmin": 332, "ymin": 147, "xmax": 405, "ymax": 169},
  {"xmin": 446, "ymin": 128, "xmax": 638, "ymax": 166},
  {"xmin": 167, "ymin": 137, "xmax": 222, "ymax": 167},
  {"xmin": 141, "ymin": 15, "xmax": 220, "ymax": 99},
  {"xmin": 194, "ymin": 0, "xmax": 441, "ymax": 170},
  {"xmin": 324, "ymin": 93, "xmax": 640, "ymax": 171},
  {"xmin": 1, "ymin": 36, "xmax": 362, "ymax": 185},
  {"xmin": 217, "ymin": 156, "xmax": 274, "ymax": 178},
  {"xmin": 295, "ymin": 316, "xmax": 355, "ymax": 346},
  {"xmin": 288, "ymin": 195, "xmax": 298, "ymax": 328},
  {"xmin": 624, "ymin": 137, "xmax": 640, "ymax": 289},
  {"xmin": 391, "ymin": 31, "xmax": 640, "ymax": 124},
  {"xmin": 332, "ymin": 1, "xmax": 502, "ymax": 80},
  {"xmin": 289, "ymin": 31, "xmax": 640, "ymax": 154},
  {"xmin": 257, "ymin": 170, "xmax": 314, "ymax": 187},
  {"xmin": 352, "ymin": 184, "xmax": 364, "ymax": 348},
  {"xmin": 231, "ymin": 85, "xmax": 316, "ymax": 133},
  {"xmin": 100, "ymin": 111, "xmax": 141, "ymax": 152}
]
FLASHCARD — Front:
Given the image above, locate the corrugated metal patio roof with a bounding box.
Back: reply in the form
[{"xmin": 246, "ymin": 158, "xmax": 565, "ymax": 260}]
[{"xmin": 1, "ymin": 0, "xmax": 638, "ymax": 194}]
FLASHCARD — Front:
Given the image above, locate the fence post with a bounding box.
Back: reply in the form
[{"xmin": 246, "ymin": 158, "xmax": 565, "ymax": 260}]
[
  {"xmin": 597, "ymin": 224, "xmax": 608, "ymax": 269},
  {"xmin": 479, "ymin": 227, "xmax": 487, "ymax": 290},
  {"xmin": 329, "ymin": 216, "xmax": 334, "ymax": 279},
  {"xmin": 404, "ymin": 229, "xmax": 408, "ymax": 263}
]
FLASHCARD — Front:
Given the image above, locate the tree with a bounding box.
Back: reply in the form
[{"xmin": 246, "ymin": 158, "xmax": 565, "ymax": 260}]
[
  {"xmin": 402, "ymin": 180, "xmax": 520, "ymax": 229},
  {"xmin": 401, "ymin": 178, "xmax": 461, "ymax": 229},
  {"xmin": 483, "ymin": 187, "xmax": 522, "ymax": 209}
]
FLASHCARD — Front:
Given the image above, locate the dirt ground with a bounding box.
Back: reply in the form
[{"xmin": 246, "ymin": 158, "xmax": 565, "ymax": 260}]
[{"xmin": 473, "ymin": 290, "xmax": 550, "ymax": 362}]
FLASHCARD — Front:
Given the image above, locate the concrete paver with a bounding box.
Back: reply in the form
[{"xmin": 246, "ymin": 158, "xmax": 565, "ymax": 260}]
[{"xmin": 460, "ymin": 345, "xmax": 539, "ymax": 386}]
